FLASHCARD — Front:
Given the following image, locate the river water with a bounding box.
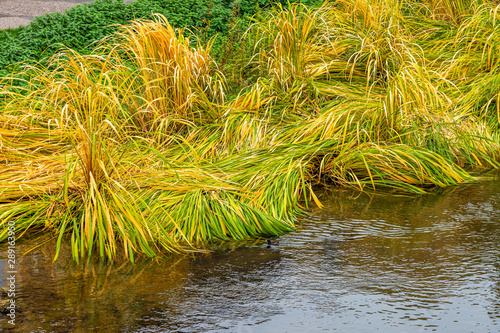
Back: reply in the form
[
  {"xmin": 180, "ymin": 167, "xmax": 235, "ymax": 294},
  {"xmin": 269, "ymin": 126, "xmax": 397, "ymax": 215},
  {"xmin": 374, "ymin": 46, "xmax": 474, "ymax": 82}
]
[{"xmin": 1, "ymin": 174, "xmax": 500, "ymax": 332}]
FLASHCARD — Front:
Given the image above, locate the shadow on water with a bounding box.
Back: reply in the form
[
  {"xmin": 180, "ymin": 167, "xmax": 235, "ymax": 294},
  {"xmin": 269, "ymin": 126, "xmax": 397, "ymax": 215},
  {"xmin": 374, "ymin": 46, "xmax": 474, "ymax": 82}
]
[{"xmin": 2, "ymin": 173, "xmax": 500, "ymax": 332}]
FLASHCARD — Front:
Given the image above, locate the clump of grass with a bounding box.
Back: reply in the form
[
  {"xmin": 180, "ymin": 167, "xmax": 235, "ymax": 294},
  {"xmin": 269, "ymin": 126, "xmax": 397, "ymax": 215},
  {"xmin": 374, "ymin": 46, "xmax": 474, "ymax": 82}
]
[
  {"xmin": 106, "ymin": 15, "xmax": 226, "ymax": 133},
  {"xmin": 408, "ymin": 0, "xmax": 487, "ymax": 24}
]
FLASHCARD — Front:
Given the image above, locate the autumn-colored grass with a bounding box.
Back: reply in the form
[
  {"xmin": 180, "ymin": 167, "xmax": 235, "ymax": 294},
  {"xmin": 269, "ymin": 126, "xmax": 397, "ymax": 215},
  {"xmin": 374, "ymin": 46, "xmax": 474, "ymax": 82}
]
[{"xmin": 1, "ymin": 1, "xmax": 499, "ymax": 262}]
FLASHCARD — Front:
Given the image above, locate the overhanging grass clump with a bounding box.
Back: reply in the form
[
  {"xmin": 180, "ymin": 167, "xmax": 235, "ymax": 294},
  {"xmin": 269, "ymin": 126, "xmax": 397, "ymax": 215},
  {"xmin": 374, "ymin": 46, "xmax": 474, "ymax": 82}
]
[{"xmin": 1, "ymin": 0, "xmax": 500, "ymax": 262}]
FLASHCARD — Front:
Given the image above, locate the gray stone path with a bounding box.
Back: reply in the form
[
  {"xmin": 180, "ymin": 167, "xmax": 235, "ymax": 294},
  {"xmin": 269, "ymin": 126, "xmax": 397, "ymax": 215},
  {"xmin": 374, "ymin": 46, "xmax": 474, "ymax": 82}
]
[{"xmin": 0, "ymin": 0, "xmax": 135, "ymax": 30}]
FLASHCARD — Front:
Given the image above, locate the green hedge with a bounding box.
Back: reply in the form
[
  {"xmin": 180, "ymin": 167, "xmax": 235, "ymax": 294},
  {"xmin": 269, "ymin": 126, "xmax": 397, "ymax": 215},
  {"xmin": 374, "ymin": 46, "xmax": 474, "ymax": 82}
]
[{"xmin": 0, "ymin": 0, "xmax": 322, "ymax": 77}]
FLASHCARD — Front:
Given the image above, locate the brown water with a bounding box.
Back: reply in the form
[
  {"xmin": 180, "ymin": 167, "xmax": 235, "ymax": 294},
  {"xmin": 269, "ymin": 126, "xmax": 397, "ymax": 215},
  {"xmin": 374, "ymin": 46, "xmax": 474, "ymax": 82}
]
[{"xmin": 1, "ymin": 174, "xmax": 500, "ymax": 332}]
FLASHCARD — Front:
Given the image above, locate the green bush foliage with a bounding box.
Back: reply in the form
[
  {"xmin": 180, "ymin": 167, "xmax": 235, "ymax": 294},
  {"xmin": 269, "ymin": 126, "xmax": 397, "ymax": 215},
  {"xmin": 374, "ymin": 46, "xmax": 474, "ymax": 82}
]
[{"xmin": 0, "ymin": 0, "xmax": 322, "ymax": 77}]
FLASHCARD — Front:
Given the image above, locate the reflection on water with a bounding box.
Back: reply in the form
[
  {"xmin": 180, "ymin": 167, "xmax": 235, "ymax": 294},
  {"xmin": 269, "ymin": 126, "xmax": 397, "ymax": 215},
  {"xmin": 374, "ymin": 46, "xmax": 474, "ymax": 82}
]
[{"xmin": 2, "ymin": 175, "xmax": 500, "ymax": 332}]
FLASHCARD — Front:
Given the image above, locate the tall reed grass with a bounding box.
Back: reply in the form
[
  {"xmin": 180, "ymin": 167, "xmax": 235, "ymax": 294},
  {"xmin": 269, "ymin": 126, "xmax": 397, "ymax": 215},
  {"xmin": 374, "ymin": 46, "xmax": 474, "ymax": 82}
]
[{"xmin": 1, "ymin": 1, "xmax": 499, "ymax": 261}]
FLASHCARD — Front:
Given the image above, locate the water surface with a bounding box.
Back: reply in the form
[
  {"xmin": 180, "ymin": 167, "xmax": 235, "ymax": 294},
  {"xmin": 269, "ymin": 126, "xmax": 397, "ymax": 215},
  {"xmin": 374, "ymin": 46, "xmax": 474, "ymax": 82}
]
[{"xmin": 1, "ymin": 175, "xmax": 500, "ymax": 332}]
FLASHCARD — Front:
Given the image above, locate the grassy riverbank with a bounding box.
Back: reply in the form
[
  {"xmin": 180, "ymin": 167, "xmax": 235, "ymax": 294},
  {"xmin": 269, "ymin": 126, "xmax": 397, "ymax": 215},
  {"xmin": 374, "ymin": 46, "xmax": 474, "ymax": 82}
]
[{"xmin": 1, "ymin": 0, "xmax": 499, "ymax": 262}]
